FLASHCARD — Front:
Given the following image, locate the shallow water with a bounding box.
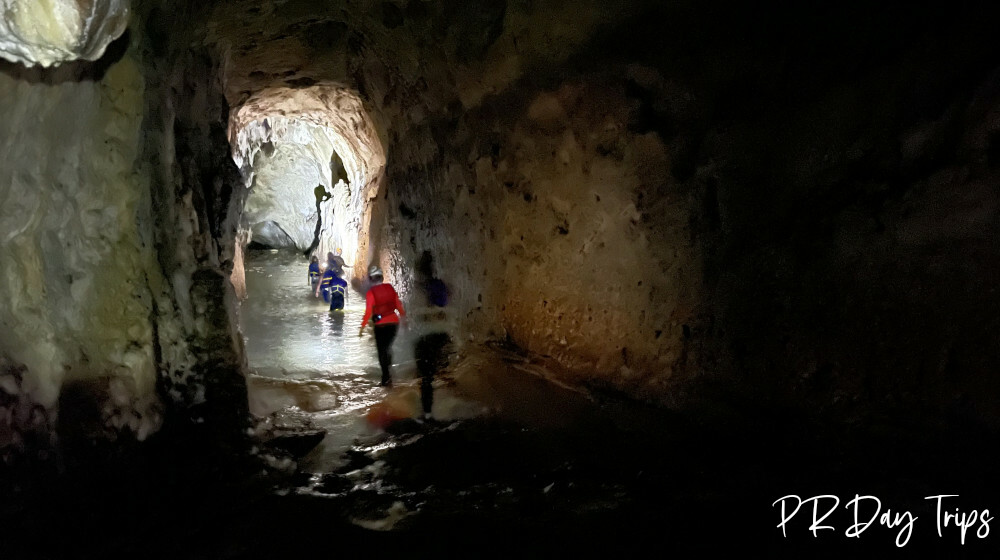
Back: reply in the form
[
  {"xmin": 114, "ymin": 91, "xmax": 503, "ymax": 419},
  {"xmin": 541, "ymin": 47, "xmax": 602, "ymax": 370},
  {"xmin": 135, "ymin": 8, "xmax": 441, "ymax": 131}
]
[
  {"xmin": 240, "ymin": 248, "xmax": 382, "ymax": 375},
  {"xmin": 235, "ymin": 250, "xmax": 720, "ymax": 536},
  {"xmin": 235, "ymin": 249, "xmax": 634, "ymax": 528},
  {"xmin": 239, "ymin": 249, "xmax": 402, "ymax": 469},
  {"xmin": 11, "ymin": 250, "xmax": 998, "ymax": 555},
  {"xmin": 238, "ymin": 249, "xmax": 481, "ymax": 471}
]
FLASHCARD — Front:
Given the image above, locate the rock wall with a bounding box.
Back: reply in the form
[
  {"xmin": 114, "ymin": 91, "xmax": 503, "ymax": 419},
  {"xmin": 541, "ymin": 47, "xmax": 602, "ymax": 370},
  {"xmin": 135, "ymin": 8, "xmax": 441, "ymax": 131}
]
[
  {"xmin": 135, "ymin": 1, "xmax": 249, "ymax": 430},
  {"xmin": 0, "ymin": 38, "xmax": 162, "ymax": 450},
  {"xmin": 494, "ymin": 83, "xmax": 700, "ymax": 393},
  {"xmin": 244, "ymin": 136, "xmax": 333, "ymax": 250},
  {"xmin": 365, "ymin": 0, "xmax": 1000, "ymax": 421},
  {"xmin": 1, "ymin": 0, "xmax": 251, "ymax": 472},
  {"xmin": 584, "ymin": 0, "xmax": 1000, "ymax": 421},
  {"xmin": 371, "ymin": 77, "xmax": 702, "ymax": 401},
  {"xmin": 0, "ymin": 0, "xmax": 131, "ymax": 67},
  {"xmin": 696, "ymin": 33, "xmax": 1000, "ymax": 422}
]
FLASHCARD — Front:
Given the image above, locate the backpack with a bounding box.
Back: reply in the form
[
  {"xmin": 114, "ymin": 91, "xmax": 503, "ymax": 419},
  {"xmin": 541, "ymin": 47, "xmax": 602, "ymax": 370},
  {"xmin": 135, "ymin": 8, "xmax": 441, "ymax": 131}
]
[{"xmin": 426, "ymin": 278, "xmax": 448, "ymax": 307}]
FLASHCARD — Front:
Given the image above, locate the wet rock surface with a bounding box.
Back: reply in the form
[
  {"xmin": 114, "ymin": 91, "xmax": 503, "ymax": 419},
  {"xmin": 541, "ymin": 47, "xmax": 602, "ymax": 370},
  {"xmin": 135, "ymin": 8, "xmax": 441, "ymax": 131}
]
[
  {"xmin": 259, "ymin": 428, "xmax": 326, "ymax": 458},
  {"xmin": 252, "ymin": 406, "xmax": 1000, "ymax": 555},
  {"xmin": 5, "ymin": 387, "xmax": 998, "ymax": 558}
]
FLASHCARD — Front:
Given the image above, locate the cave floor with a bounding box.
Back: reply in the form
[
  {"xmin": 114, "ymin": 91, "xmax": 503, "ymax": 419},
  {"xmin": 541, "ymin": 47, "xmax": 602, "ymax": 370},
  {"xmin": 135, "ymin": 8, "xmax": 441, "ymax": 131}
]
[
  {"xmin": 5, "ymin": 251, "xmax": 998, "ymax": 558},
  {"xmin": 7, "ymin": 353, "xmax": 999, "ymax": 559}
]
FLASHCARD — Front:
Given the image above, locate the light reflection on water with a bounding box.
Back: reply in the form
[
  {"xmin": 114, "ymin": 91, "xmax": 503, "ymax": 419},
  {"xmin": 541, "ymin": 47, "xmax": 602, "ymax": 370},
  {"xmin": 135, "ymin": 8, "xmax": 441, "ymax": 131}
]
[
  {"xmin": 237, "ymin": 251, "xmax": 629, "ymax": 526},
  {"xmin": 239, "ymin": 249, "xmax": 417, "ymax": 471},
  {"xmin": 240, "ymin": 249, "xmax": 377, "ymax": 375}
]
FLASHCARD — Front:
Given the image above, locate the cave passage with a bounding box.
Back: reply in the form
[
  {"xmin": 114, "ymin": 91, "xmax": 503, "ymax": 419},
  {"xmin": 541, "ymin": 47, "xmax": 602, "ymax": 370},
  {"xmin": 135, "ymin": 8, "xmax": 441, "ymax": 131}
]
[
  {"xmin": 232, "ymin": 101, "xmax": 393, "ymax": 468},
  {"xmin": 236, "ymin": 118, "xmax": 359, "ymax": 258},
  {"xmin": 238, "ymin": 247, "xmax": 502, "ymax": 472},
  {"xmin": 229, "ymin": 85, "xmax": 386, "ymax": 276},
  {"xmin": 239, "ymin": 247, "xmax": 394, "ymax": 469},
  {"xmin": 3, "ymin": 0, "xmax": 1000, "ymax": 556}
]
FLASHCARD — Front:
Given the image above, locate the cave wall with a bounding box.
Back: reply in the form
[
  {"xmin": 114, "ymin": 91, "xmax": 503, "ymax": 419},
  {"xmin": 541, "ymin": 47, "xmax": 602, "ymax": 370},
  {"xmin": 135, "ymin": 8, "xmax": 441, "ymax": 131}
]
[
  {"xmin": 2, "ymin": 0, "xmax": 250, "ymax": 471},
  {"xmin": 371, "ymin": 76, "xmax": 703, "ymax": 400},
  {"xmin": 491, "ymin": 82, "xmax": 700, "ymax": 393},
  {"xmin": 135, "ymin": 1, "xmax": 249, "ymax": 430},
  {"xmin": 567, "ymin": 0, "xmax": 1000, "ymax": 421},
  {"xmin": 0, "ymin": 40, "xmax": 163, "ymax": 454},
  {"xmin": 244, "ymin": 136, "xmax": 334, "ymax": 250},
  {"xmin": 365, "ymin": 0, "xmax": 1000, "ymax": 421},
  {"xmin": 691, "ymin": 11, "xmax": 1000, "ymax": 421}
]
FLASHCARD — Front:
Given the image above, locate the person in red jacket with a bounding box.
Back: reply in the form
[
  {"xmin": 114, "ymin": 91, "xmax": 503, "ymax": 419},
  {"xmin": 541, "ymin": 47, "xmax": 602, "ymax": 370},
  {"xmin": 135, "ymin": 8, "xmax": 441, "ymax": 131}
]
[{"xmin": 359, "ymin": 265, "xmax": 406, "ymax": 386}]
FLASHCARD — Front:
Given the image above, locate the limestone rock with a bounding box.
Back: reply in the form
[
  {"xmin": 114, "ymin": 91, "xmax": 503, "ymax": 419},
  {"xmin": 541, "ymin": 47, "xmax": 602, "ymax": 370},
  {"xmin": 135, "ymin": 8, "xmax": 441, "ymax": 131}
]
[{"xmin": 0, "ymin": 0, "xmax": 130, "ymax": 67}]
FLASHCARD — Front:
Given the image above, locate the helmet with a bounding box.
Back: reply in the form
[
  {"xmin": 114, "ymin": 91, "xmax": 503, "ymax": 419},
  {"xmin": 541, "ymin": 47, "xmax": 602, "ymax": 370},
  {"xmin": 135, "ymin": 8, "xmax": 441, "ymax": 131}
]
[{"xmin": 368, "ymin": 265, "xmax": 383, "ymax": 278}]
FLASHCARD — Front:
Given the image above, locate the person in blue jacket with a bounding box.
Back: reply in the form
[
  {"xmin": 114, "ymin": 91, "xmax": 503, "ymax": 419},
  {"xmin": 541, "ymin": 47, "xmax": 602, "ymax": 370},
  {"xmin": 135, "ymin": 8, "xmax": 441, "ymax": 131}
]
[
  {"xmin": 315, "ymin": 265, "xmax": 334, "ymax": 302},
  {"xmin": 327, "ymin": 270, "xmax": 348, "ymax": 311},
  {"xmin": 308, "ymin": 255, "xmax": 321, "ymax": 294},
  {"xmin": 315, "ymin": 265, "xmax": 348, "ymax": 310}
]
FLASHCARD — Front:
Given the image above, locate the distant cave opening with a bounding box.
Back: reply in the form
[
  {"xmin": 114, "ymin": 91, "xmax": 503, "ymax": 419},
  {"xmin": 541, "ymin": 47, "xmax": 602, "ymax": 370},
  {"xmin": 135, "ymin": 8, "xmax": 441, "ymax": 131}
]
[
  {"xmin": 229, "ymin": 87, "xmax": 384, "ymax": 264},
  {"xmin": 226, "ymin": 84, "xmax": 385, "ymax": 293},
  {"xmin": 224, "ymin": 85, "xmax": 387, "ymax": 424}
]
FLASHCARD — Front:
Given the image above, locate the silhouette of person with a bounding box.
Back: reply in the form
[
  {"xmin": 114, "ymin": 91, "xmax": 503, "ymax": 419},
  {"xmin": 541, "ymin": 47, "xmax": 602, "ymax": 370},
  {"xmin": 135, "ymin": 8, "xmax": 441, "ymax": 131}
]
[
  {"xmin": 327, "ymin": 248, "xmax": 347, "ymax": 276},
  {"xmin": 308, "ymin": 255, "xmax": 321, "ymax": 293},
  {"xmin": 412, "ymin": 251, "xmax": 453, "ymax": 421},
  {"xmin": 306, "ymin": 185, "xmax": 333, "ymax": 256}
]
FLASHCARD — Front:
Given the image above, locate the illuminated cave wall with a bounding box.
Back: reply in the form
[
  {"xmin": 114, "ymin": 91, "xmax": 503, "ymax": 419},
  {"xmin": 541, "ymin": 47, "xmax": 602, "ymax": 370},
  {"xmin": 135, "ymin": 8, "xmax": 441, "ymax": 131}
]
[
  {"xmin": 361, "ymin": 1, "xmax": 1000, "ymax": 418},
  {"xmin": 0, "ymin": 0, "xmax": 131, "ymax": 67},
  {"xmin": 0, "ymin": 43, "xmax": 159, "ymax": 444},
  {"xmin": 1, "ymin": 0, "xmax": 249, "ymax": 464},
  {"xmin": 242, "ymin": 126, "xmax": 335, "ymax": 251},
  {"xmin": 370, "ymin": 79, "xmax": 701, "ymax": 400}
]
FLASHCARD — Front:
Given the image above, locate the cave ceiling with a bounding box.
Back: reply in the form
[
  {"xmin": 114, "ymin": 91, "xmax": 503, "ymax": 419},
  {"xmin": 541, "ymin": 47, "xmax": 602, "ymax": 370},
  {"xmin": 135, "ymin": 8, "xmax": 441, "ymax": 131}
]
[{"xmin": 201, "ymin": 0, "xmax": 646, "ymax": 113}]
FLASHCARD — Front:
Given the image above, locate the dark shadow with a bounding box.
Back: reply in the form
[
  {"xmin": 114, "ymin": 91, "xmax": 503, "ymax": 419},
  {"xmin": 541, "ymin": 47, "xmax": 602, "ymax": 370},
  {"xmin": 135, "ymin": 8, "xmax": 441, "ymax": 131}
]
[
  {"xmin": 412, "ymin": 250, "xmax": 452, "ymax": 418},
  {"xmin": 0, "ymin": 29, "xmax": 131, "ymax": 85},
  {"xmin": 253, "ymin": 220, "xmax": 296, "ymax": 249},
  {"xmin": 305, "ymin": 185, "xmax": 332, "ymax": 255},
  {"xmin": 247, "ymin": 240, "xmax": 274, "ymax": 251}
]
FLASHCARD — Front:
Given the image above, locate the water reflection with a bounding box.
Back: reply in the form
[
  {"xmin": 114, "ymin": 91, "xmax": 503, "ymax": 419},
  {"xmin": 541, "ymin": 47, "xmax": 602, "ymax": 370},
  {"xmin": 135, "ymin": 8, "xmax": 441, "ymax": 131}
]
[
  {"xmin": 238, "ymin": 248, "xmax": 475, "ymax": 473},
  {"xmin": 238, "ymin": 249, "xmax": 385, "ymax": 469},
  {"xmin": 240, "ymin": 249, "xmax": 385, "ymax": 377},
  {"xmin": 324, "ymin": 311, "xmax": 345, "ymax": 338}
]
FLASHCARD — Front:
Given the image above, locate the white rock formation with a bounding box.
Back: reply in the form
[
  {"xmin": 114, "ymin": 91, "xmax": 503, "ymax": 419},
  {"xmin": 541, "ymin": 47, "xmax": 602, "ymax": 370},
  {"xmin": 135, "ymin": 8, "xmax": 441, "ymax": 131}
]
[
  {"xmin": 244, "ymin": 133, "xmax": 333, "ymax": 250},
  {"xmin": 231, "ymin": 87, "xmax": 385, "ymax": 270},
  {"xmin": 0, "ymin": 0, "xmax": 130, "ymax": 67},
  {"xmin": 239, "ymin": 118, "xmax": 365, "ymax": 261},
  {"xmin": 0, "ymin": 49, "xmax": 161, "ymax": 436}
]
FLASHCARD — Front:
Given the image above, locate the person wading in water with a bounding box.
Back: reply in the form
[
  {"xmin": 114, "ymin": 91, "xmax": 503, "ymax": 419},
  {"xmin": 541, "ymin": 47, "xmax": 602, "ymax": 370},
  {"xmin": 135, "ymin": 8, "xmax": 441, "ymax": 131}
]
[{"xmin": 359, "ymin": 265, "xmax": 406, "ymax": 386}]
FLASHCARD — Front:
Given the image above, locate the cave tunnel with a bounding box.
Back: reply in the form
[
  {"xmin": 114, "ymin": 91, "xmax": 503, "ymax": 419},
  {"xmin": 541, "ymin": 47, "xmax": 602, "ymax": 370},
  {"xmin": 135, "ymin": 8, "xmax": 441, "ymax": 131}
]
[{"xmin": 2, "ymin": 0, "xmax": 1000, "ymax": 557}]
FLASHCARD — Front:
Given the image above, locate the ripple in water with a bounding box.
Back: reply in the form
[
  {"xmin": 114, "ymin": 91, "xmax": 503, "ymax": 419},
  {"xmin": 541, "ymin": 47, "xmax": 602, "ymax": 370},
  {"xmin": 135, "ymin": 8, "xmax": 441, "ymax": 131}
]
[{"xmin": 240, "ymin": 249, "xmax": 398, "ymax": 470}]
